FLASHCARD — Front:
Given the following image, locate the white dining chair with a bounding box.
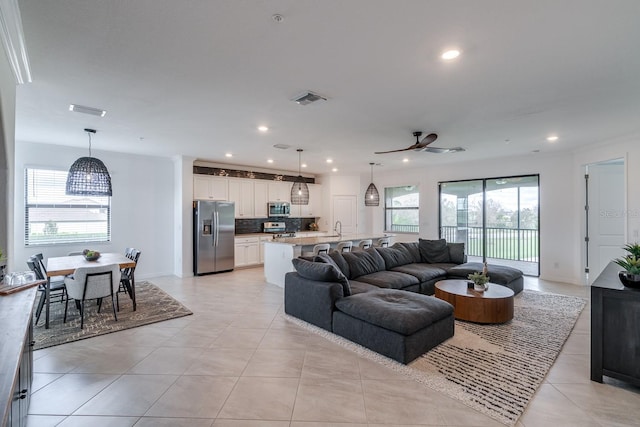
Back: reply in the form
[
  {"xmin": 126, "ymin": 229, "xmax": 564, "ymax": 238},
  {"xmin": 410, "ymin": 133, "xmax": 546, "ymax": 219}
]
[{"xmin": 64, "ymin": 264, "xmax": 121, "ymax": 329}]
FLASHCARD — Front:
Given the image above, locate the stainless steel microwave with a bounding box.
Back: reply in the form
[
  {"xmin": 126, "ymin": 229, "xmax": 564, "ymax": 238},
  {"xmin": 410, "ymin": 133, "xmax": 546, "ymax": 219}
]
[{"xmin": 268, "ymin": 201, "xmax": 291, "ymax": 217}]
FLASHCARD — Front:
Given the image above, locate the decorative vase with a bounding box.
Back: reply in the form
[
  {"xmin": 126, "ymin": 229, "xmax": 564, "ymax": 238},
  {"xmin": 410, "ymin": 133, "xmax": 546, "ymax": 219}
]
[
  {"xmin": 618, "ymin": 271, "xmax": 640, "ymax": 289},
  {"xmin": 474, "ymin": 283, "xmax": 486, "ymax": 292}
]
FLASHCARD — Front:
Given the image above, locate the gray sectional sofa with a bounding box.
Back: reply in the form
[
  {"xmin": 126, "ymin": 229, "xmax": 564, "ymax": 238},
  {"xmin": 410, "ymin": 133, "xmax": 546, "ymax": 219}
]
[{"xmin": 284, "ymin": 239, "xmax": 524, "ymax": 363}]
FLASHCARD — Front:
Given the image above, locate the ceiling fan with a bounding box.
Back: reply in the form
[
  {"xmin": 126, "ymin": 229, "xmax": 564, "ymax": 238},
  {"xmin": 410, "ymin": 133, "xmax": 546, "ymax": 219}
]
[{"xmin": 375, "ymin": 131, "xmax": 465, "ymax": 154}]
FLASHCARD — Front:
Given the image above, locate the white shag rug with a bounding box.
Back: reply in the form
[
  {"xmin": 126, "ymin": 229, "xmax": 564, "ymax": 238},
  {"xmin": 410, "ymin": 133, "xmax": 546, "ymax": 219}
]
[{"xmin": 285, "ymin": 289, "xmax": 586, "ymax": 426}]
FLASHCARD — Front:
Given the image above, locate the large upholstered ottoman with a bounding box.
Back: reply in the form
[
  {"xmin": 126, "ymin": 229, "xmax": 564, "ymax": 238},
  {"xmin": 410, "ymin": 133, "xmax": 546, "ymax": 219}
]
[
  {"xmin": 447, "ymin": 262, "xmax": 524, "ymax": 294},
  {"xmin": 332, "ymin": 289, "xmax": 454, "ymax": 364}
]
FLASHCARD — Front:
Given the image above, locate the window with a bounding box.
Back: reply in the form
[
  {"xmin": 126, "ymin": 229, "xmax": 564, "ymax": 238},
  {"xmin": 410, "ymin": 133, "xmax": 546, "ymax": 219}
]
[
  {"xmin": 25, "ymin": 168, "xmax": 111, "ymax": 246},
  {"xmin": 384, "ymin": 185, "xmax": 419, "ymax": 233}
]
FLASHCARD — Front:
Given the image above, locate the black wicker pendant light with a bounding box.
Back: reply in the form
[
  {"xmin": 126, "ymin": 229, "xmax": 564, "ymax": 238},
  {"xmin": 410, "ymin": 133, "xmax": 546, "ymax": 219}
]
[
  {"xmin": 290, "ymin": 148, "xmax": 309, "ymax": 205},
  {"xmin": 65, "ymin": 128, "xmax": 112, "ymax": 196},
  {"xmin": 365, "ymin": 162, "xmax": 380, "ymax": 206}
]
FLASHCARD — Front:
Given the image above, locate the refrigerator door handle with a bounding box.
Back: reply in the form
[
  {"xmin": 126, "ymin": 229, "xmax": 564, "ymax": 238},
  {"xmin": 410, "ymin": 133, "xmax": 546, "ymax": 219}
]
[{"xmin": 214, "ymin": 211, "xmax": 219, "ymax": 246}]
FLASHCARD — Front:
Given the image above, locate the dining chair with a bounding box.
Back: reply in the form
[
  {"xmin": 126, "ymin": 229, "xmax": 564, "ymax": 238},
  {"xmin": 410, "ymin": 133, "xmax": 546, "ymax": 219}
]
[
  {"xmin": 64, "ymin": 264, "xmax": 121, "ymax": 329},
  {"xmin": 117, "ymin": 248, "xmax": 141, "ymax": 310},
  {"xmin": 358, "ymin": 239, "xmax": 373, "ymax": 250},
  {"xmin": 374, "ymin": 237, "xmax": 390, "ymax": 248},
  {"xmin": 27, "ymin": 257, "xmax": 67, "ymax": 325},
  {"xmin": 312, "ymin": 244, "xmax": 330, "ymax": 256},
  {"xmin": 335, "ymin": 241, "xmax": 353, "ymax": 253}
]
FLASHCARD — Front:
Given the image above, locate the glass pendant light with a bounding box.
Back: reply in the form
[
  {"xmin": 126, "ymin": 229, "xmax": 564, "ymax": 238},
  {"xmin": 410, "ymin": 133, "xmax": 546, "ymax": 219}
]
[
  {"xmin": 65, "ymin": 128, "xmax": 113, "ymax": 196},
  {"xmin": 365, "ymin": 162, "xmax": 379, "ymax": 206},
  {"xmin": 290, "ymin": 148, "xmax": 309, "ymax": 205}
]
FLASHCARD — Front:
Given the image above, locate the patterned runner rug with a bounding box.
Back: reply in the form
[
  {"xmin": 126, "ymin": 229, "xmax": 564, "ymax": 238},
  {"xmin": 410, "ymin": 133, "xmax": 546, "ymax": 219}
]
[
  {"xmin": 33, "ymin": 281, "xmax": 192, "ymax": 350},
  {"xmin": 285, "ymin": 290, "xmax": 586, "ymax": 426}
]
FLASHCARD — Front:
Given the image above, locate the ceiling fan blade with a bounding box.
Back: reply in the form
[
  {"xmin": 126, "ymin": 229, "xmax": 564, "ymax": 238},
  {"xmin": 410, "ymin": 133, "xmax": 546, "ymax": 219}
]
[
  {"xmin": 417, "ymin": 133, "xmax": 438, "ymax": 148},
  {"xmin": 374, "ymin": 146, "xmax": 416, "ymax": 154},
  {"xmin": 423, "ymin": 146, "xmax": 466, "ymax": 153}
]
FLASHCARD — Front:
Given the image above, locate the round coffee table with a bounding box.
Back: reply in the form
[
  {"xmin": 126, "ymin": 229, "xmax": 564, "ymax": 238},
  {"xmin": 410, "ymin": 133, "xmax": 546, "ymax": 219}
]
[{"xmin": 434, "ymin": 279, "xmax": 514, "ymax": 324}]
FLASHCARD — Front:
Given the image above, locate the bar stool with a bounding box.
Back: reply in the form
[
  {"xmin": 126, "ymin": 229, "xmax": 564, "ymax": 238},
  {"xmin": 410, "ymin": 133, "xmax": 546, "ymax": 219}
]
[
  {"xmin": 335, "ymin": 241, "xmax": 353, "ymax": 253},
  {"xmin": 375, "ymin": 237, "xmax": 390, "ymax": 248},
  {"xmin": 358, "ymin": 239, "xmax": 372, "ymax": 250},
  {"xmin": 312, "ymin": 244, "xmax": 330, "ymax": 256}
]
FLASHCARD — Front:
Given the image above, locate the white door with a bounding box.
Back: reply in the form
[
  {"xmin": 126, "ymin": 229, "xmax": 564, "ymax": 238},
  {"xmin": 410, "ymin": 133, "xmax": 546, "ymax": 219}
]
[
  {"xmin": 333, "ymin": 195, "xmax": 357, "ymax": 234},
  {"xmin": 586, "ymin": 160, "xmax": 625, "ymax": 284}
]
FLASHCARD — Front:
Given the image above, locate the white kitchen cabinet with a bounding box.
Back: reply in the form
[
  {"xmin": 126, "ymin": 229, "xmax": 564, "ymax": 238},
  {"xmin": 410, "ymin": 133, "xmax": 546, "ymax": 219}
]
[
  {"xmin": 291, "ymin": 183, "xmax": 323, "ymax": 217},
  {"xmin": 254, "ymin": 181, "xmax": 268, "ymax": 217},
  {"xmin": 193, "ymin": 175, "xmax": 228, "ymax": 200},
  {"xmin": 235, "ymin": 236, "xmax": 260, "ymax": 267},
  {"xmin": 228, "ymin": 179, "xmax": 255, "ymax": 218},
  {"xmin": 268, "ymin": 181, "xmax": 291, "ymax": 202}
]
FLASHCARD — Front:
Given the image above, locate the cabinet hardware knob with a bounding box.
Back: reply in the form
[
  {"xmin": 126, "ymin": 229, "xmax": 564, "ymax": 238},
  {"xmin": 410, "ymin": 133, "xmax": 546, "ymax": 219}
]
[{"xmin": 20, "ymin": 389, "xmax": 28, "ymax": 394}]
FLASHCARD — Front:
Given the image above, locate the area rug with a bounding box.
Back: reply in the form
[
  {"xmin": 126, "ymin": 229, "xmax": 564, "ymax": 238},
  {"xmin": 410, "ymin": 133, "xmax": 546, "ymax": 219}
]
[
  {"xmin": 285, "ymin": 290, "xmax": 586, "ymax": 426},
  {"xmin": 33, "ymin": 281, "xmax": 193, "ymax": 350}
]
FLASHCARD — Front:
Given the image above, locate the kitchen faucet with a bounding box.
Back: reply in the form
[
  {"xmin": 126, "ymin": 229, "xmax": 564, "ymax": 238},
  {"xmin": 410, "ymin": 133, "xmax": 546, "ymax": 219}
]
[{"xmin": 334, "ymin": 220, "xmax": 342, "ymax": 237}]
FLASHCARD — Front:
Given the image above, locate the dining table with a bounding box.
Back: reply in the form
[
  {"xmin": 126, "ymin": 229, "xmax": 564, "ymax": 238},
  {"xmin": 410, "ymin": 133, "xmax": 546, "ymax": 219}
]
[{"xmin": 44, "ymin": 252, "xmax": 137, "ymax": 329}]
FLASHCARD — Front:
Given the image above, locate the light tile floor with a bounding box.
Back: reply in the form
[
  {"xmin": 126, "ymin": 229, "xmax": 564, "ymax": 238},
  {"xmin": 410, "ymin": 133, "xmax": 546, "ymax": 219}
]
[{"xmin": 27, "ymin": 269, "xmax": 640, "ymax": 427}]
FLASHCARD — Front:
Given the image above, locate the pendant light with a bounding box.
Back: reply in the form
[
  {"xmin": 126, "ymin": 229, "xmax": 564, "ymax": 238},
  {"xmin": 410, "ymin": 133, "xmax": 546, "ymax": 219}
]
[
  {"xmin": 290, "ymin": 148, "xmax": 309, "ymax": 205},
  {"xmin": 65, "ymin": 128, "xmax": 113, "ymax": 196},
  {"xmin": 365, "ymin": 162, "xmax": 379, "ymax": 206}
]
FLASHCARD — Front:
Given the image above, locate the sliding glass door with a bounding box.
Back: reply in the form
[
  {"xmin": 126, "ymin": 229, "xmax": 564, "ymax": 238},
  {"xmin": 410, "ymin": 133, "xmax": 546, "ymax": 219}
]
[{"xmin": 439, "ymin": 175, "xmax": 539, "ymax": 276}]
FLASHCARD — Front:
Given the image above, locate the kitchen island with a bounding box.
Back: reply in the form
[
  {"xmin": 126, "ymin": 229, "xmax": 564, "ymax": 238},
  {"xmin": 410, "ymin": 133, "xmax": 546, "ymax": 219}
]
[{"xmin": 264, "ymin": 233, "xmax": 393, "ymax": 287}]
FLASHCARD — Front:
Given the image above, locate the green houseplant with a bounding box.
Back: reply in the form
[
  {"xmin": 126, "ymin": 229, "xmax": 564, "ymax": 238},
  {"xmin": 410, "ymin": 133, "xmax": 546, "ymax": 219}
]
[
  {"xmin": 614, "ymin": 243, "xmax": 640, "ymax": 288},
  {"xmin": 468, "ymin": 271, "xmax": 490, "ymax": 291}
]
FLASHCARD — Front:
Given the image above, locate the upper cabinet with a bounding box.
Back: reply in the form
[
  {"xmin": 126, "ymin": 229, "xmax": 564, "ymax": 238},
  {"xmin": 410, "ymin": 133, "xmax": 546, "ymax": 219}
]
[
  {"xmin": 228, "ymin": 178, "xmax": 268, "ymax": 218},
  {"xmin": 194, "ymin": 175, "xmax": 228, "ymax": 200},
  {"xmin": 268, "ymin": 181, "xmax": 291, "ymax": 202},
  {"xmin": 293, "ymin": 183, "xmax": 323, "ymax": 218}
]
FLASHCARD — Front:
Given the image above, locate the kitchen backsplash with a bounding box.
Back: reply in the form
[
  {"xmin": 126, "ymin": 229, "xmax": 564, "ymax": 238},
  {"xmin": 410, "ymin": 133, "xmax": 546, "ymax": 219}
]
[{"xmin": 235, "ymin": 217, "xmax": 316, "ymax": 234}]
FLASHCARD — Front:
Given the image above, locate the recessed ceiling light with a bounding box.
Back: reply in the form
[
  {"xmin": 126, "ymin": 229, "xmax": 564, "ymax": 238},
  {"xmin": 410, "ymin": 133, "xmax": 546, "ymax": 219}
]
[
  {"xmin": 258, "ymin": 125, "xmax": 269, "ymax": 132},
  {"xmin": 267, "ymin": 159, "xmax": 274, "ymax": 163},
  {"xmin": 326, "ymin": 158, "xmax": 333, "ymax": 163},
  {"xmin": 402, "ymin": 158, "xmax": 409, "ymax": 163},
  {"xmin": 546, "ymin": 135, "xmax": 559, "ymax": 142},
  {"xmin": 441, "ymin": 49, "xmax": 461, "ymax": 60},
  {"xmin": 225, "ymin": 153, "xmax": 233, "ymax": 158},
  {"xmin": 332, "ymin": 168, "xmax": 338, "ymax": 172},
  {"xmin": 301, "ymin": 163, "xmax": 307, "ymax": 168}
]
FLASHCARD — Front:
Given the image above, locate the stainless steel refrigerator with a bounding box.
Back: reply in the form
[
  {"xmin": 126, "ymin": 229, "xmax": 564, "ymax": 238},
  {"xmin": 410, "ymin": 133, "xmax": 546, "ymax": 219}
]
[{"xmin": 193, "ymin": 200, "xmax": 235, "ymax": 275}]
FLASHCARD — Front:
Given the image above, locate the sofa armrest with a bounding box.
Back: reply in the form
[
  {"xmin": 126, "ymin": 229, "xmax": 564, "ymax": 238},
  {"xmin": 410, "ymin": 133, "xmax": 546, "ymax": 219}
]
[{"xmin": 284, "ymin": 272, "xmax": 344, "ymax": 332}]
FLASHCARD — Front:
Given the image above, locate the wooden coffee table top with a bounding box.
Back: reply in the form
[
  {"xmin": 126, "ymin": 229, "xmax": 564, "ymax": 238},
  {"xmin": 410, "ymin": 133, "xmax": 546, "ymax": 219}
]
[{"xmin": 435, "ymin": 279, "xmax": 515, "ymax": 324}]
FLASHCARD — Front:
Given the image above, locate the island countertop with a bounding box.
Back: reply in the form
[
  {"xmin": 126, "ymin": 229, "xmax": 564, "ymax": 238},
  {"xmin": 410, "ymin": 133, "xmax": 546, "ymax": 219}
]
[{"xmin": 269, "ymin": 233, "xmax": 393, "ymax": 246}]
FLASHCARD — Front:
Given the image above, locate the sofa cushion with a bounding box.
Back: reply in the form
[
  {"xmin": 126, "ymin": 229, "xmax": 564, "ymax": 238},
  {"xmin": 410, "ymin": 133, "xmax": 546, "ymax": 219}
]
[
  {"xmin": 335, "ymin": 289, "xmax": 454, "ymax": 335},
  {"xmin": 292, "ymin": 258, "xmax": 351, "ymax": 296},
  {"xmin": 419, "ymin": 238, "xmax": 450, "ymax": 263},
  {"xmin": 447, "ymin": 262, "xmax": 523, "ymax": 284},
  {"xmin": 376, "ymin": 246, "xmax": 416, "ymax": 269},
  {"xmin": 343, "ymin": 248, "xmax": 386, "ymax": 279},
  {"xmin": 392, "ymin": 242, "xmax": 421, "ymax": 263},
  {"xmin": 447, "ymin": 243, "xmax": 465, "ymax": 264},
  {"xmin": 348, "ymin": 280, "xmax": 381, "ymax": 295},
  {"xmin": 390, "ymin": 263, "xmax": 447, "ymax": 282},
  {"xmin": 354, "ymin": 271, "xmax": 420, "ymax": 289}
]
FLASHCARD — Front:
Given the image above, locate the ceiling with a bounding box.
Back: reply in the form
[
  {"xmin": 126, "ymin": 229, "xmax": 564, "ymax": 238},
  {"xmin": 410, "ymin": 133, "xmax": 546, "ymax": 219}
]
[{"xmin": 14, "ymin": 0, "xmax": 640, "ymax": 175}]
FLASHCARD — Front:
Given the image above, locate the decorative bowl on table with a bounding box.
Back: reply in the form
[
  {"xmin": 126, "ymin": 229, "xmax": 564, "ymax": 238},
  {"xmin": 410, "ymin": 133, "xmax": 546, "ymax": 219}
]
[{"xmin": 83, "ymin": 250, "xmax": 101, "ymax": 261}]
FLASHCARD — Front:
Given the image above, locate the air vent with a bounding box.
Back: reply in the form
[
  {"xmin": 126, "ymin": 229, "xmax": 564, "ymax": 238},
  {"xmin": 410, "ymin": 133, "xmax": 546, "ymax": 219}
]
[
  {"xmin": 69, "ymin": 104, "xmax": 107, "ymax": 117},
  {"xmin": 273, "ymin": 144, "xmax": 290, "ymax": 149},
  {"xmin": 291, "ymin": 91, "xmax": 326, "ymax": 105}
]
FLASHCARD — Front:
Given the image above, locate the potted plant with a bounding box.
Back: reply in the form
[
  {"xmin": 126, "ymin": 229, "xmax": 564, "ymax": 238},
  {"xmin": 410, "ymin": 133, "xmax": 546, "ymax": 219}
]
[
  {"xmin": 468, "ymin": 271, "xmax": 490, "ymax": 292},
  {"xmin": 0, "ymin": 247, "xmax": 6, "ymax": 282},
  {"xmin": 614, "ymin": 243, "xmax": 640, "ymax": 288}
]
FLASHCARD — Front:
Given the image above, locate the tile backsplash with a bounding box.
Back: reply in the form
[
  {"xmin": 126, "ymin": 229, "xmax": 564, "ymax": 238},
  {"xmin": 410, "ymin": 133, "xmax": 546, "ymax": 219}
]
[{"xmin": 235, "ymin": 217, "xmax": 316, "ymax": 234}]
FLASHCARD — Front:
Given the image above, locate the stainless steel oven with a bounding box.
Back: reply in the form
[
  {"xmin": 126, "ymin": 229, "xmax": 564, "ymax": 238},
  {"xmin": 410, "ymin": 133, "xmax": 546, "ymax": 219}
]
[{"xmin": 268, "ymin": 201, "xmax": 291, "ymax": 217}]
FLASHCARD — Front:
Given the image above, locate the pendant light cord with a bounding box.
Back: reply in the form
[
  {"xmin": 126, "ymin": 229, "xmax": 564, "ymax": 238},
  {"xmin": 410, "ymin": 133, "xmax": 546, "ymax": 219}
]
[{"xmin": 87, "ymin": 131, "xmax": 92, "ymax": 158}]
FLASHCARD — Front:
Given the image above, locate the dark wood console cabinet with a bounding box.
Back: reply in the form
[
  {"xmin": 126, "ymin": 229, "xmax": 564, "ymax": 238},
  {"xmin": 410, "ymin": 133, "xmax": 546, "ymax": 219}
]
[
  {"xmin": 591, "ymin": 262, "xmax": 640, "ymax": 386},
  {"xmin": 0, "ymin": 287, "xmax": 36, "ymax": 427}
]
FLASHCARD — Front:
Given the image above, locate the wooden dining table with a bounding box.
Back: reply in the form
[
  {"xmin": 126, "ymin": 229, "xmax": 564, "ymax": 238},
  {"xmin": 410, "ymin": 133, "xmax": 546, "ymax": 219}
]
[{"xmin": 45, "ymin": 253, "xmax": 137, "ymax": 329}]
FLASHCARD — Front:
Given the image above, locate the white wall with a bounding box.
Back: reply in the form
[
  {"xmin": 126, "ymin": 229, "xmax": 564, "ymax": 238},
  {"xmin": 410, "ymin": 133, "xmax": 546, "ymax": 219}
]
[
  {"xmin": 0, "ymin": 45, "xmax": 16, "ymax": 270},
  {"xmin": 13, "ymin": 142, "xmax": 175, "ymax": 279}
]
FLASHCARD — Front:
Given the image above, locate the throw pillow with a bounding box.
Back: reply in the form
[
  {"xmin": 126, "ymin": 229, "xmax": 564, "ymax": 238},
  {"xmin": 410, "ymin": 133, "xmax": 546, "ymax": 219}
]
[
  {"xmin": 418, "ymin": 238, "xmax": 450, "ymax": 263},
  {"xmin": 447, "ymin": 242, "xmax": 465, "ymax": 264},
  {"xmin": 342, "ymin": 248, "xmax": 386, "ymax": 279},
  {"xmin": 292, "ymin": 258, "xmax": 351, "ymax": 296},
  {"xmin": 376, "ymin": 246, "xmax": 415, "ymax": 269}
]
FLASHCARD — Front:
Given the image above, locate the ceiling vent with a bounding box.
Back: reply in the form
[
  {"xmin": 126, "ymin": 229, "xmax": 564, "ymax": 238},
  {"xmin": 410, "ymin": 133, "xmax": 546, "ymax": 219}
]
[
  {"xmin": 69, "ymin": 104, "xmax": 107, "ymax": 117},
  {"xmin": 273, "ymin": 144, "xmax": 290, "ymax": 149},
  {"xmin": 291, "ymin": 91, "xmax": 326, "ymax": 105}
]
